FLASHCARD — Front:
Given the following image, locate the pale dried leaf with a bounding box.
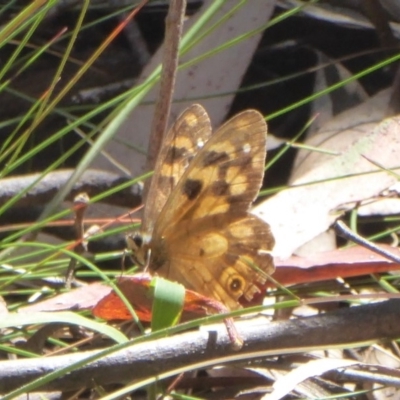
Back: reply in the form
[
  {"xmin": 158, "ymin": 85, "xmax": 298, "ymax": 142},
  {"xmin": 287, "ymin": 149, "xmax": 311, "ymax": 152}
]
[
  {"xmin": 357, "ymin": 197, "xmax": 400, "ymax": 216},
  {"xmin": 0, "ymin": 297, "xmax": 8, "ymax": 317},
  {"xmin": 254, "ymin": 113, "xmax": 400, "ymax": 258},
  {"xmin": 260, "ymin": 358, "xmax": 357, "ymax": 400},
  {"xmin": 18, "ymin": 283, "xmax": 111, "ymax": 313},
  {"xmin": 294, "ymin": 88, "xmax": 390, "ymax": 169},
  {"xmin": 364, "ymin": 346, "xmax": 400, "ymax": 400},
  {"xmin": 277, "ymin": 0, "xmax": 400, "ymax": 38}
]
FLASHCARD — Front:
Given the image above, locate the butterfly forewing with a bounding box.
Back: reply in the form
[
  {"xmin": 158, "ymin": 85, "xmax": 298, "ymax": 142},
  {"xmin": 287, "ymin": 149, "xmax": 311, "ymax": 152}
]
[
  {"xmin": 141, "ymin": 104, "xmax": 212, "ymax": 237},
  {"xmin": 153, "ymin": 110, "xmax": 268, "ymax": 236}
]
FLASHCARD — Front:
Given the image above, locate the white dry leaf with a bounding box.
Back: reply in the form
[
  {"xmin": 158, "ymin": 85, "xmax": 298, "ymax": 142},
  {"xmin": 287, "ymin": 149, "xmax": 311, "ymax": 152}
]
[
  {"xmin": 364, "ymin": 345, "xmax": 400, "ymax": 370},
  {"xmin": 357, "ymin": 181, "xmax": 400, "ymax": 216},
  {"xmin": 294, "ymin": 88, "xmax": 391, "ymax": 169},
  {"xmin": 267, "ymin": 133, "xmax": 287, "ymax": 151},
  {"xmin": 362, "ymin": 346, "xmax": 400, "ymax": 400},
  {"xmin": 258, "ymin": 358, "xmax": 358, "ymax": 400},
  {"xmin": 0, "ymin": 296, "xmax": 8, "ymax": 317},
  {"xmin": 254, "ymin": 110, "xmax": 400, "ymax": 258},
  {"xmin": 357, "ymin": 197, "xmax": 400, "ymax": 216},
  {"xmin": 277, "ymin": 0, "xmax": 400, "ymax": 38}
]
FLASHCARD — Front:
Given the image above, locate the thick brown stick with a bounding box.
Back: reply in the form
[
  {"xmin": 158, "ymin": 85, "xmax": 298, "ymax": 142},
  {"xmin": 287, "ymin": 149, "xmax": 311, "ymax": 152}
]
[{"xmin": 1, "ymin": 300, "xmax": 400, "ymax": 393}]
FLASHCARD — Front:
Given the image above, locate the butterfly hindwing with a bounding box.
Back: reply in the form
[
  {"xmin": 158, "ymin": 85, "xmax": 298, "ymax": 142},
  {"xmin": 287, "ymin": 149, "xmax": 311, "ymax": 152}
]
[{"xmin": 165, "ymin": 215, "xmax": 274, "ymax": 310}]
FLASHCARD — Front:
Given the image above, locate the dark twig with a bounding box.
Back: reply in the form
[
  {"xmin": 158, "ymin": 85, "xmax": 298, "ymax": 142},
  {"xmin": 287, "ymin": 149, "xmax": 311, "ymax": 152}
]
[
  {"xmin": 145, "ymin": 0, "xmax": 186, "ymax": 178},
  {"xmin": 65, "ymin": 193, "xmax": 90, "ymax": 288},
  {"xmin": 334, "ymin": 220, "xmax": 400, "ymax": 264},
  {"xmin": 0, "ymin": 169, "xmax": 142, "ymax": 209},
  {"xmin": 1, "ymin": 300, "xmax": 400, "ymax": 393}
]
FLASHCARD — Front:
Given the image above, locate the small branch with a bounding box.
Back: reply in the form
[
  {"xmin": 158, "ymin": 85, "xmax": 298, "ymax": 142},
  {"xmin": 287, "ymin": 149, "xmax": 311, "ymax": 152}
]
[
  {"xmin": 65, "ymin": 193, "xmax": 90, "ymax": 288},
  {"xmin": 0, "ymin": 169, "xmax": 142, "ymax": 208},
  {"xmin": 1, "ymin": 300, "xmax": 400, "ymax": 393},
  {"xmin": 145, "ymin": 0, "xmax": 186, "ymax": 175},
  {"xmin": 334, "ymin": 220, "xmax": 400, "ymax": 264}
]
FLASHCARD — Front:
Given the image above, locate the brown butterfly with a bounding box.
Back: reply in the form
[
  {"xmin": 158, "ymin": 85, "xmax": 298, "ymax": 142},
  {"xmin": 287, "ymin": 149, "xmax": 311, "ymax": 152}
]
[{"xmin": 127, "ymin": 104, "xmax": 275, "ymax": 310}]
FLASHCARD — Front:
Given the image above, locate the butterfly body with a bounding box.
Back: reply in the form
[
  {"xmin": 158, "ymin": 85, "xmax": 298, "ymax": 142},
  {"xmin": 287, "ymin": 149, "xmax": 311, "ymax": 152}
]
[{"xmin": 128, "ymin": 105, "xmax": 274, "ymax": 310}]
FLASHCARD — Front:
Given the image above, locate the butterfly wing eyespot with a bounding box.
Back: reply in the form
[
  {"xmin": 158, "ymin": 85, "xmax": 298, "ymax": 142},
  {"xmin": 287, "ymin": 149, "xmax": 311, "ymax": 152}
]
[
  {"xmin": 230, "ymin": 278, "xmax": 243, "ymax": 293},
  {"xmin": 220, "ymin": 268, "xmax": 246, "ymax": 299},
  {"xmin": 133, "ymin": 105, "xmax": 275, "ymax": 310}
]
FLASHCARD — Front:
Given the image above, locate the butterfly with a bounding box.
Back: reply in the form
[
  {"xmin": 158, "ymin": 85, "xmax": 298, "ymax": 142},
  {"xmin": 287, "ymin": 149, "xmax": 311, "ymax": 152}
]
[{"xmin": 127, "ymin": 104, "xmax": 275, "ymax": 311}]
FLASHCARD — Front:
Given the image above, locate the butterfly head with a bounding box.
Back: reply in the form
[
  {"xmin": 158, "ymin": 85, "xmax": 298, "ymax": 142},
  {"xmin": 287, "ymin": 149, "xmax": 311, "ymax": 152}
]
[{"xmin": 126, "ymin": 232, "xmax": 151, "ymax": 268}]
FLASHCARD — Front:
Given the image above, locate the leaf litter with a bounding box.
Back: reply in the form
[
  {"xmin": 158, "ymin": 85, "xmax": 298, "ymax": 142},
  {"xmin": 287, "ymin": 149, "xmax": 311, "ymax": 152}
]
[{"xmin": 254, "ymin": 90, "xmax": 400, "ymax": 259}]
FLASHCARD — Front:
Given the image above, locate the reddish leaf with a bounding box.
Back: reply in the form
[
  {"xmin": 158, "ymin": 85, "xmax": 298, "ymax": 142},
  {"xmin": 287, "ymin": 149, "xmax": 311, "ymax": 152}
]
[
  {"xmin": 273, "ymin": 244, "xmax": 400, "ymax": 287},
  {"xmin": 92, "ymin": 273, "xmax": 243, "ymax": 348},
  {"xmin": 19, "ymin": 282, "xmax": 112, "ymax": 314},
  {"xmin": 92, "ymin": 273, "xmax": 228, "ymax": 322},
  {"xmin": 20, "ymin": 245, "xmax": 398, "ymax": 316}
]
